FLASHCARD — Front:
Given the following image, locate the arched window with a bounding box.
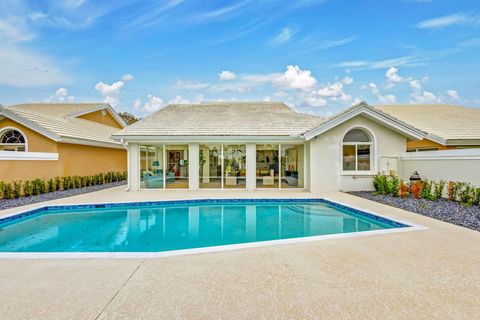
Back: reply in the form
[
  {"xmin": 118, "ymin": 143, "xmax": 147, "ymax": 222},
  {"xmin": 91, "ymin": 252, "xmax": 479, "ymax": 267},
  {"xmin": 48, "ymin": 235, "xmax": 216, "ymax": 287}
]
[
  {"xmin": 0, "ymin": 129, "xmax": 27, "ymax": 152},
  {"xmin": 342, "ymin": 128, "xmax": 372, "ymax": 172}
]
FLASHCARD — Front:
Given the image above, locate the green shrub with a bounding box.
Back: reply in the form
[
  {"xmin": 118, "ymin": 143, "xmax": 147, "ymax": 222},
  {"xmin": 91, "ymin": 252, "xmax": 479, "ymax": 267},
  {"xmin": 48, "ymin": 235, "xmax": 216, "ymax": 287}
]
[
  {"xmin": 386, "ymin": 176, "xmax": 400, "ymax": 196},
  {"xmin": 2, "ymin": 182, "xmax": 13, "ymax": 199},
  {"xmin": 458, "ymin": 183, "xmax": 475, "ymax": 205},
  {"xmin": 47, "ymin": 179, "xmax": 55, "ymax": 193},
  {"xmin": 473, "ymin": 188, "xmax": 480, "ymax": 206},
  {"xmin": 12, "ymin": 181, "xmax": 22, "ymax": 198},
  {"xmin": 421, "ymin": 180, "xmax": 436, "ymax": 200},
  {"xmin": 433, "ymin": 180, "xmax": 445, "ymax": 199},
  {"xmin": 0, "ymin": 181, "xmax": 4, "ymax": 199},
  {"xmin": 23, "ymin": 181, "xmax": 33, "ymax": 197},
  {"xmin": 373, "ymin": 175, "xmax": 388, "ymax": 194},
  {"xmin": 32, "ymin": 178, "xmax": 46, "ymax": 195},
  {"xmin": 54, "ymin": 177, "xmax": 62, "ymax": 191}
]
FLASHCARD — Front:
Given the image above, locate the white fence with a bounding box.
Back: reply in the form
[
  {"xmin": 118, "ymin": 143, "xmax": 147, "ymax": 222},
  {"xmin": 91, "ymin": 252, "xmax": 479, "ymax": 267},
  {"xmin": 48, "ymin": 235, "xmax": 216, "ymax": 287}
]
[{"xmin": 399, "ymin": 149, "xmax": 480, "ymax": 185}]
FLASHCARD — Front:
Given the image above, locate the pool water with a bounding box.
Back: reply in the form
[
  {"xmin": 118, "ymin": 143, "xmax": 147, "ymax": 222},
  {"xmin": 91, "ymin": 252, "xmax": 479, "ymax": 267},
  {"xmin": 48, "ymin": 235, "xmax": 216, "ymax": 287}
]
[{"xmin": 0, "ymin": 199, "xmax": 407, "ymax": 252}]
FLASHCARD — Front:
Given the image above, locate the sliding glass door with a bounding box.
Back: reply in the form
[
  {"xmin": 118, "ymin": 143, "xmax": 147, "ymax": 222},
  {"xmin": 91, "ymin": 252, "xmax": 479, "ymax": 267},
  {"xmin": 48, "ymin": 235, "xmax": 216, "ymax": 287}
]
[
  {"xmin": 280, "ymin": 144, "xmax": 304, "ymax": 188},
  {"xmin": 223, "ymin": 144, "xmax": 246, "ymax": 189},
  {"xmin": 140, "ymin": 145, "xmax": 164, "ymax": 189},
  {"xmin": 199, "ymin": 144, "xmax": 222, "ymax": 189},
  {"xmin": 256, "ymin": 144, "xmax": 304, "ymax": 189},
  {"xmin": 165, "ymin": 145, "xmax": 189, "ymax": 189}
]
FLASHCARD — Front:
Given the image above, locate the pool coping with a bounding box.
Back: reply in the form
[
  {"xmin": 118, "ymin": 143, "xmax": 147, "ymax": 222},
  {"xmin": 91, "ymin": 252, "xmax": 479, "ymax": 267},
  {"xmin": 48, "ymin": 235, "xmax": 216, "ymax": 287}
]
[{"xmin": 0, "ymin": 197, "xmax": 427, "ymax": 259}]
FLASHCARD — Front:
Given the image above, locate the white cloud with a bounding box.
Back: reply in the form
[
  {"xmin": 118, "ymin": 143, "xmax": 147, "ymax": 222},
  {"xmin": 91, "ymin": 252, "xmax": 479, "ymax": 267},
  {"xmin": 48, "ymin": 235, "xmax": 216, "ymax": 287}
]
[
  {"xmin": 169, "ymin": 95, "xmax": 191, "ymax": 104},
  {"xmin": 445, "ymin": 90, "xmax": 460, "ymax": 100},
  {"xmin": 377, "ymin": 94, "xmax": 397, "ymax": 104},
  {"xmin": 385, "ymin": 67, "xmax": 403, "ymax": 88},
  {"xmin": 416, "ymin": 13, "xmax": 468, "ymax": 29},
  {"xmin": 133, "ymin": 98, "xmax": 142, "ymax": 109},
  {"xmin": 175, "ymin": 80, "xmax": 209, "ymax": 90},
  {"xmin": 270, "ymin": 27, "xmax": 295, "ymax": 46},
  {"xmin": 362, "ymin": 82, "xmax": 379, "ymax": 95},
  {"xmin": 272, "ymin": 65, "xmax": 317, "ymax": 90},
  {"xmin": 333, "ymin": 56, "xmax": 423, "ymax": 70},
  {"xmin": 410, "ymin": 90, "xmax": 438, "ymax": 103},
  {"xmin": 94, "ymin": 80, "xmax": 125, "ymax": 107},
  {"xmin": 316, "ymin": 82, "xmax": 344, "ymax": 98},
  {"xmin": 218, "ymin": 70, "xmax": 237, "ymax": 81},
  {"xmin": 341, "ymin": 76, "xmax": 354, "ymax": 85},
  {"xmin": 409, "ymin": 79, "xmax": 422, "ymax": 91},
  {"xmin": 143, "ymin": 94, "xmax": 164, "ymax": 112},
  {"xmin": 47, "ymin": 88, "xmax": 75, "ymax": 102},
  {"xmin": 121, "ymin": 74, "xmax": 134, "ymax": 81},
  {"xmin": 304, "ymin": 96, "xmax": 327, "ymax": 107}
]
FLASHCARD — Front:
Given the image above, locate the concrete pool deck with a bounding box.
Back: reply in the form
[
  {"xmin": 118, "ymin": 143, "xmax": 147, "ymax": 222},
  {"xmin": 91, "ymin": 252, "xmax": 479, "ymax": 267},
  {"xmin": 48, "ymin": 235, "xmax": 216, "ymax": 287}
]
[{"xmin": 0, "ymin": 187, "xmax": 479, "ymax": 319}]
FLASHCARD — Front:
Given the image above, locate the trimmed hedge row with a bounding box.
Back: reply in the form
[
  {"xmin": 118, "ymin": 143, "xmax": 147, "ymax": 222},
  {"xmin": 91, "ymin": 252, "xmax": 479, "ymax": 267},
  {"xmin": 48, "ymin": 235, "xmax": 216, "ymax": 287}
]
[
  {"xmin": 0, "ymin": 171, "xmax": 127, "ymax": 200},
  {"xmin": 373, "ymin": 174, "xmax": 480, "ymax": 206}
]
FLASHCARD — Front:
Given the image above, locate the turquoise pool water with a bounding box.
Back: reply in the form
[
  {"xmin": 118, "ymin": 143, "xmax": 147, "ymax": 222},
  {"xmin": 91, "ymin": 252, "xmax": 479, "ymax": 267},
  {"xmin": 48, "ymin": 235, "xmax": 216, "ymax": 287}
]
[{"xmin": 0, "ymin": 199, "xmax": 406, "ymax": 253}]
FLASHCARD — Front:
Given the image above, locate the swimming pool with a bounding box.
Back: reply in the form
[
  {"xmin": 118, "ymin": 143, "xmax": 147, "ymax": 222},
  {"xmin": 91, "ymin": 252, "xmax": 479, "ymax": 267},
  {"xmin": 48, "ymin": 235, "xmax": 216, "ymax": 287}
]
[{"xmin": 0, "ymin": 199, "xmax": 409, "ymax": 255}]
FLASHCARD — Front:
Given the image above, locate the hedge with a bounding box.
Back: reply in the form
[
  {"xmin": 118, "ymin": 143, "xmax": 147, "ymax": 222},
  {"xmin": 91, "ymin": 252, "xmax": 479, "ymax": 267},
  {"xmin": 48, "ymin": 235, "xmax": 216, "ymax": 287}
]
[{"xmin": 0, "ymin": 171, "xmax": 127, "ymax": 200}]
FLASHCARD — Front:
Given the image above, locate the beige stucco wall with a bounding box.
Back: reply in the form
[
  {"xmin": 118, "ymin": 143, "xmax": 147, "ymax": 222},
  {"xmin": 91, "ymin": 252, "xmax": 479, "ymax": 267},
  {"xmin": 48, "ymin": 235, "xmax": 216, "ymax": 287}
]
[
  {"xmin": 1, "ymin": 118, "xmax": 127, "ymax": 182},
  {"xmin": 78, "ymin": 110, "xmax": 123, "ymax": 129},
  {"xmin": 0, "ymin": 118, "xmax": 58, "ymax": 152},
  {"xmin": 308, "ymin": 115, "xmax": 407, "ymax": 192},
  {"xmin": 57, "ymin": 143, "xmax": 127, "ymax": 177}
]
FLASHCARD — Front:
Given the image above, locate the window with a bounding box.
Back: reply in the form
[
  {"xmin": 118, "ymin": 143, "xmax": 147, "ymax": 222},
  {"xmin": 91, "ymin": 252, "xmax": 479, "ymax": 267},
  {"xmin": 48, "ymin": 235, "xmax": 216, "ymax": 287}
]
[
  {"xmin": 342, "ymin": 128, "xmax": 372, "ymax": 172},
  {"xmin": 0, "ymin": 129, "xmax": 26, "ymax": 151}
]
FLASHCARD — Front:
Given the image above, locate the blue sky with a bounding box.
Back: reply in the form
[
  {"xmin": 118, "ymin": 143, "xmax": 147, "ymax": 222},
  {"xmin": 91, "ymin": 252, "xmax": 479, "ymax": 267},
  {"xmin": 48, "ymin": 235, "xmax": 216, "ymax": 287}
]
[{"xmin": 1, "ymin": 0, "xmax": 479, "ymax": 116}]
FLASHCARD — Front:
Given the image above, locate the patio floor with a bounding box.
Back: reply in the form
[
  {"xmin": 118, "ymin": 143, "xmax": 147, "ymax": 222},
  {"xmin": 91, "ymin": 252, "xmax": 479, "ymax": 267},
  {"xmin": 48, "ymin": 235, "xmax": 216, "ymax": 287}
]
[{"xmin": 0, "ymin": 187, "xmax": 479, "ymax": 319}]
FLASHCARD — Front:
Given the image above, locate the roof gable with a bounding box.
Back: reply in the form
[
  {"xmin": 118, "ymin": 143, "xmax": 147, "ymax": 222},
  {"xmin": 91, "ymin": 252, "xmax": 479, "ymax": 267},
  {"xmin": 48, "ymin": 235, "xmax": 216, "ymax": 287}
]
[{"xmin": 303, "ymin": 102, "xmax": 426, "ymax": 141}]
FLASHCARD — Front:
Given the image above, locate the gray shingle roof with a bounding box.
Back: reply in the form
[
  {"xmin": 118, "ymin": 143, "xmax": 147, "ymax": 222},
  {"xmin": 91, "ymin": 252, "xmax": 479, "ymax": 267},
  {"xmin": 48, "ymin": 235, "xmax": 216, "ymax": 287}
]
[
  {"xmin": 376, "ymin": 104, "xmax": 480, "ymax": 141},
  {"xmin": 2, "ymin": 103, "xmax": 122, "ymax": 146},
  {"xmin": 113, "ymin": 101, "xmax": 325, "ymax": 137}
]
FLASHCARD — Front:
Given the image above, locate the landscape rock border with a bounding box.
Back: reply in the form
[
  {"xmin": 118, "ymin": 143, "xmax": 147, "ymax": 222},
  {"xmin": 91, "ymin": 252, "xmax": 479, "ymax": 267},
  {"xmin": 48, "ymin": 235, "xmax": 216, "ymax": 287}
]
[
  {"xmin": 0, "ymin": 181, "xmax": 126, "ymax": 210},
  {"xmin": 349, "ymin": 191, "xmax": 480, "ymax": 232}
]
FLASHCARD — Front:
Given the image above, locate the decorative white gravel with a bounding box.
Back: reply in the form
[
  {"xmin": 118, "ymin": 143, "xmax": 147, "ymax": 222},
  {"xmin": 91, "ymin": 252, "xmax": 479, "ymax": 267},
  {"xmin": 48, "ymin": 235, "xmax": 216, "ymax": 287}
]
[
  {"xmin": 350, "ymin": 191, "xmax": 480, "ymax": 232},
  {"xmin": 0, "ymin": 181, "xmax": 126, "ymax": 210}
]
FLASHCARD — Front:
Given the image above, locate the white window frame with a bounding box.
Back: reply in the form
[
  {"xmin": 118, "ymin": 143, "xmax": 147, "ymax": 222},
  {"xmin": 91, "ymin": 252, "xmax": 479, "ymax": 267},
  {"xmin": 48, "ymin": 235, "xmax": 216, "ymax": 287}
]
[
  {"xmin": 0, "ymin": 127, "xmax": 28, "ymax": 152},
  {"xmin": 340, "ymin": 126, "xmax": 376, "ymax": 175}
]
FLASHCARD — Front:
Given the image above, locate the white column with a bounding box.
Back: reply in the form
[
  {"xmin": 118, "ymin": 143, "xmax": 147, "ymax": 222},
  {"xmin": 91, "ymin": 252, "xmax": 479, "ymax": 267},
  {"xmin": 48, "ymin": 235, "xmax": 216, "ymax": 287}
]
[
  {"xmin": 246, "ymin": 143, "xmax": 256, "ymax": 191},
  {"xmin": 129, "ymin": 143, "xmax": 140, "ymax": 191},
  {"xmin": 189, "ymin": 143, "xmax": 199, "ymax": 190}
]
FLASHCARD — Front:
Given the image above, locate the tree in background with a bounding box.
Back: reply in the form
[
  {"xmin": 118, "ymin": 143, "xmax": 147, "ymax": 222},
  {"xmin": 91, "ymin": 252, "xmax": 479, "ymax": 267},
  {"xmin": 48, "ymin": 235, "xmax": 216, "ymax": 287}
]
[{"xmin": 119, "ymin": 112, "xmax": 139, "ymax": 125}]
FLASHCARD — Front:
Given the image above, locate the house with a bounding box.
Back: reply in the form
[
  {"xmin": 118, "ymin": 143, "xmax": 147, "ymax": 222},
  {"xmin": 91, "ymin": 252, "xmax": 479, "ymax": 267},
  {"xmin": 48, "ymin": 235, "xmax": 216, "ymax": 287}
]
[
  {"xmin": 112, "ymin": 101, "xmax": 427, "ymax": 192},
  {"xmin": 377, "ymin": 104, "xmax": 480, "ymax": 152},
  {"xmin": 0, "ymin": 103, "xmax": 127, "ymax": 182}
]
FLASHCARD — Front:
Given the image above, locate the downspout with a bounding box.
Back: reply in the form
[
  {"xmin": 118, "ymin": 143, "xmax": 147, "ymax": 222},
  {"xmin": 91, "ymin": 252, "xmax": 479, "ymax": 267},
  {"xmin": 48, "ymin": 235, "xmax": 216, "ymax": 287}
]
[{"xmin": 120, "ymin": 139, "xmax": 131, "ymax": 191}]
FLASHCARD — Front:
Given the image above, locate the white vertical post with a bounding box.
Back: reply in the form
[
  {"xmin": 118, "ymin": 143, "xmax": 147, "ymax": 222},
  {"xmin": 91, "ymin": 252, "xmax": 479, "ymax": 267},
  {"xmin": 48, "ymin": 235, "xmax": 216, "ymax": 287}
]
[
  {"xmin": 129, "ymin": 143, "xmax": 140, "ymax": 191},
  {"xmin": 246, "ymin": 143, "xmax": 256, "ymax": 191},
  {"xmin": 189, "ymin": 143, "xmax": 199, "ymax": 191}
]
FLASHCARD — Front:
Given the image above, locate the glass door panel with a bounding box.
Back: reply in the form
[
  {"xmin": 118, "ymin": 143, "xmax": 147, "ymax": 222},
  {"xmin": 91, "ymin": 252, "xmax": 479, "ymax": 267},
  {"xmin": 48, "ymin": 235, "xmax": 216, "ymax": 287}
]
[
  {"xmin": 140, "ymin": 145, "xmax": 164, "ymax": 189},
  {"xmin": 256, "ymin": 144, "xmax": 279, "ymax": 188},
  {"xmin": 199, "ymin": 144, "xmax": 222, "ymax": 189},
  {"xmin": 223, "ymin": 144, "xmax": 246, "ymax": 189},
  {"xmin": 166, "ymin": 144, "xmax": 189, "ymax": 189},
  {"xmin": 280, "ymin": 144, "xmax": 304, "ymax": 188}
]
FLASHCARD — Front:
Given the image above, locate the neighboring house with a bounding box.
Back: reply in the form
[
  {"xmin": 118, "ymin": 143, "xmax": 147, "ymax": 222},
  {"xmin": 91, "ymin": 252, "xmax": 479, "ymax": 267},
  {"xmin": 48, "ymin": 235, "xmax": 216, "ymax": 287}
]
[
  {"xmin": 112, "ymin": 101, "xmax": 427, "ymax": 192},
  {"xmin": 377, "ymin": 104, "xmax": 480, "ymax": 152},
  {"xmin": 0, "ymin": 103, "xmax": 127, "ymax": 182}
]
